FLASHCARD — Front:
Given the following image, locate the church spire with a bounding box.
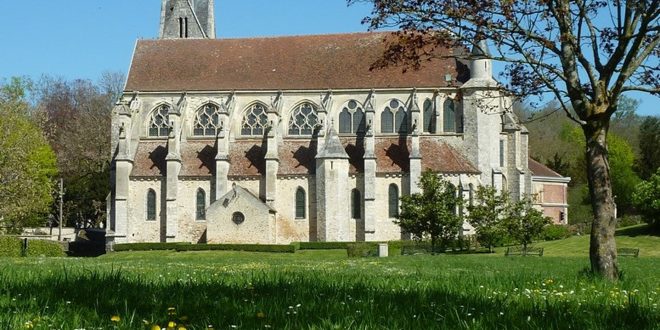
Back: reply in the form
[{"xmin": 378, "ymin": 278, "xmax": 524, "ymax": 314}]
[{"xmin": 160, "ymin": 0, "xmax": 216, "ymax": 39}]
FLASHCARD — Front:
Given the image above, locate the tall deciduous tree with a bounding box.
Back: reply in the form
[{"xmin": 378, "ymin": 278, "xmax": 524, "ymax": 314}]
[
  {"xmin": 352, "ymin": 0, "xmax": 659, "ymax": 280},
  {"xmin": 396, "ymin": 171, "xmax": 463, "ymax": 252},
  {"xmin": 0, "ymin": 78, "xmax": 58, "ymax": 233},
  {"xmin": 32, "ymin": 73, "xmax": 124, "ymax": 227}
]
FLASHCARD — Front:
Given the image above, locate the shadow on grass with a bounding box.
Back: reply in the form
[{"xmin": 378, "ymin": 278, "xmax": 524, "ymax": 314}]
[
  {"xmin": 615, "ymin": 224, "xmax": 659, "ymax": 237},
  {"xmin": 0, "ymin": 269, "xmax": 657, "ymax": 329}
]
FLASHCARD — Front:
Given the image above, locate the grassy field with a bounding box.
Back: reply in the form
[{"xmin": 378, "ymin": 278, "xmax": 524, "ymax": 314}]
[{"xmin": 0, "ymin": 228, "xmax": 658, "ymax": 329}]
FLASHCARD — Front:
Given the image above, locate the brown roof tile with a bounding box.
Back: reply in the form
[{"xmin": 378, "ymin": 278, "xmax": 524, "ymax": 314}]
[
  {"xmin": 180, "ymin": 141, "xmax": 215, "ymax": 177},
  {"xmin": 228, "ymin": 140, "xmax": 266, "ymax": 177},
  {"xmin": 278, "ymin": 140, "xmax": 317, "ymax": 175},
  {"xmin": 125, "ymin": 32, "xmax": 468, "ymax": 92},
  {"xmin": 528, "ymin": 158, "xmax": 562, "ymax": 178},
  {"xmin": 420, "ymin": 139, "xmax": 479, "ymax": 174},
  {"xmin": 131, "ymin": 141, "xmax": 167, "ymax": 177},
  {"xmin": 130, "ymin": 136, "xmax": 478, "ymax": 177}
]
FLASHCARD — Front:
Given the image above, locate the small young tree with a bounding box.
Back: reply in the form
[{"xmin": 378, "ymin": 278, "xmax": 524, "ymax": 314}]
[
  {"xmin": 395, "ymin": 171, "xmax": 463, "ymax": 252},
  {"xmin": 466, "ymin": 186, "xmax": 509, "ymax": 253},
  {"xmin": 632, "ymin": 169, "xmax": 660, "ymax": 230},
  {"xmin": 503, "ymin": 198, "xmax": 551, "ymax": 251}
]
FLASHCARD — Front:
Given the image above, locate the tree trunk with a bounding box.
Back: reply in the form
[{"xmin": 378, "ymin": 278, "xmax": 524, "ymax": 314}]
[{"xmin": 584, "ymin": 119, "xmax": 619, "ymax": 280}]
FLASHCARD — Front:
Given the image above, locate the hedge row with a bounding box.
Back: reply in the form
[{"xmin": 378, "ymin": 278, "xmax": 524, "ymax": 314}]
[
  {"xmin": 113, "ymin": 242, "xmax": 190, "ymax": 252},
  {"xmin": 0, "ymin": 236, "xmax": 65, "ymax": 257},
  {"xmin": 298, "ymin": 242, "xmax": 352, "ymax": 250},
  {"xmin": 113, "ymin": 242, "xmax": 296, "ymax": 253}
]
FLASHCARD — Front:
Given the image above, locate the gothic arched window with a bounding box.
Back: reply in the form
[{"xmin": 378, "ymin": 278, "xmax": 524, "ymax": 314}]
[
  {"xmin": 148, "ymin": 104, "xmax": 170, "ymax": 137},
  {"xmin": 351, "ymin": 189, "xmax": 362, "ymax": 219},
  {"xmin": 193, "ymin": 104, "xmax": 222, "ymax": 137},
  {"xmin": 295, "ymin": 187, "xmax": 306, "ymax": 219},
  {"xmin": 241, "ymin": 103, "xmax": 269, "ymax": 136},
  {"xmin": 423, "ymin": 99, "xmax": 436, "ymax": 133},
  {"xmin": 381, "ymin": 99, "xmax": 407, "ymax": 134},
  {"xmin": 388, "ymin": 184, "xmax": 399, "ymax": 218},
  {"xmin": 288, "ymin": 102, "xmax": 319, "ymax": 136},
  {"xmin": 196, "ymin": 188, "xmax": 206, "ymax": 220},
  {"xmin": 339, "ymin": 100, "xmax": 366, "ymax": 134},
  {"xmin": 443, "ymin": 99, "xmax": 456, "ymax": 133},
  {"xmin": 146, "ymin": 189, "xmax": 157, "ymax": 221}
]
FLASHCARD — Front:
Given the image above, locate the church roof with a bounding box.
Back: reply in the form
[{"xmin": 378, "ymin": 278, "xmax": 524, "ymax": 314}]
[
  {"xmin": 528, "ymin": 158, "xmax": 563, "ymax": 178},
  {"xmin": 129, "ymin": 137, "xmax": 479, "ymax": 178},
  {"xmin": 125, "ymin": 32, "xmax": 468, "ymax": 92}
]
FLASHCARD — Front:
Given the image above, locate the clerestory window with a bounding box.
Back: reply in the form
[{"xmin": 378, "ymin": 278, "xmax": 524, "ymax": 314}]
[
  {"xmin": 148, "ymin": 104, "xmax": 170, "ymax": 137},
  {"xmin": 381, "ymin": 99, "xmax": 407, "ymax": 134},
  {"xmin": 338, "ymin": 100, "xmax": 366, "ymax": 134},
  {"xmin": 422, "ymin": 99, "xmax": 436, "ymax": 133},
  {"xmin": 288, "ymin": 102, "xmax": 319, "ymax": 136},
  {"xmin": 193, "ymin": 104, "xmax": 222, "ymax": 137},
  {"xmin": 241, "ymin": 103, "xmax": 269, "ymax": 136},
  {"xmin": 443, "ymin": 99, "xmax": 456, "ymax": 133}
]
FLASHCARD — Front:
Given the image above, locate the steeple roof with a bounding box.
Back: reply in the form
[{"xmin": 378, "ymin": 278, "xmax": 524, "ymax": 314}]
[{"xmin": 317, "ymin": 127, "xmax": 349, "ymax": 159}]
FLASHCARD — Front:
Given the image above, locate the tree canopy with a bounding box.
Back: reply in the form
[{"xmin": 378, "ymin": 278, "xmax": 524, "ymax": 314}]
[
  {"xmin": 0, "ymin": 78, "xmax": 58, "ymax": 233},
  {"xmin": 396, "ymin": 171, "xmax": 463, "ymax": 252}
]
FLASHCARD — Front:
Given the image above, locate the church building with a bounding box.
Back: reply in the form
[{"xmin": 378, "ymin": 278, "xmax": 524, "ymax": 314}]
[{"xmin": 107, "ymin": 0, "xmax": 536, "ymax": 244}]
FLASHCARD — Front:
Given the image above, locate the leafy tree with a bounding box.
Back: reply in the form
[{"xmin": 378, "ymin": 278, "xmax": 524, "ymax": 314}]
[
  {"xmin": 353, "ymin": 0, "xmax": 659, "ymax": 279},
  {"xmin": 0, "ymin": 78, "xmax": 58, "ymax": 233},
  {"xmin": 638, "ymin": 116, "xmax": 660, "ymax": 179},
  {"xmin": 32, "ymin": 74, "xmax": 123, "ymax": 227},
  {"xmin": 396, "ymin": 171, "xmax": 463, "ymax": 252},
  {"xmin": 466, "ymin": 185, "xmax": 508, "ymax": 253},
  {"xmin": 608, "ymin": 134, "xmax": 642, "ymax": 214},
  {"xmin": 632, "ymin": 168, "xmax": 660, "ymax": 230},
  {"xmin": 502, "ymin": 199, "xmax": 552, "ymax": 250}
]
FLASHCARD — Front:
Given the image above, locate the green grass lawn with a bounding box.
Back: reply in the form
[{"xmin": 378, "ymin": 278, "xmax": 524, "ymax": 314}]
[
  {"xmin": 0, "ymin": 227, "xmax": 658, "ymax": 329},
  {"xmin": 531, "ymin": 224, "xmax": 660, "ymax": 257}
]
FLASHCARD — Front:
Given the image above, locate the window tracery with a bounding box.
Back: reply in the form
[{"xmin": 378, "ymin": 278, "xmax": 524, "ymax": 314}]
[
  {"xmin": 241, "ymin": 103, "xmax": 269, "ymax": 136},
  {"xmin": 193, "ymin": 104, "xmax": 222, "ymax": 137},
  {"xmin": 381, "ymin": 99, "xmax": 407, "ymax": 134},
  {"xmin": 339, "ymin": 100, "xmax": 366, "ymax": 134},
  {"xmin": 148, "ymin": 104, "xmax": 171, "ymax": 137},
  {"xmin": 288, "ymin": 102, "xmax": 318, "ymax": 136}
]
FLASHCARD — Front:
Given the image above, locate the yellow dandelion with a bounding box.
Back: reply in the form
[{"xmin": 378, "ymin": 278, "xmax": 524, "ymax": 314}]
[
  {"xmin": 167, "ymin": 320, "xmax": 177, "ymax": 330},
  {"xmin": 150, "ymin": 325, "xmax": 161, "ymax": 330},
  {"xmin": 257, "ymin": 311, "xmax": 266, "ymax": 318},
  {"xmin": 177, "ymin": 326, "xmax": 187, "ymax": 330},
  {"xmin": 24, "ymin": 321, "xmax": 34, "ymax": 329},
  {"xmin": 110, "ymin": 315, "xmax": 121, "ymax": 322}
]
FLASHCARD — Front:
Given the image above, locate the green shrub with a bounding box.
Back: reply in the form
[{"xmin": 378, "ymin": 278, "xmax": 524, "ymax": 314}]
[
  {"xmin": 541, "ymin": 224, "xmax": 573, "ymax": 241},
  {"xmin": 346, "ymin": 243, "xmax": 378, "ymax": 258},
  {"xmin": 25, "ymin": 239, "xmax": 65, "ymax": 257},
  {"xmin": 176, "ymin": 244, "xmax": 296, "ymax": 253},
  {"xmin": 387, "ymin": 241, "xmax": 403, "ymax": 256},
  {"xmin": 113, "ymin": 242, "xmax": 189, "ymax": 252},
  {"xmin": 298, "ymin": 242, "xmax": 351, "ymax": 250},
  {"xmin": 0, "ymin": 236, "xmax": 21, "ymax": 257},
  {"xmin": 617, "ymin": 215, "xmax": 644, "ymax": 228}
]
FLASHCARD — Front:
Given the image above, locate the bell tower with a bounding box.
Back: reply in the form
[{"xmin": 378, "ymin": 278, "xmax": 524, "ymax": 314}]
[{"xmin": 160, "ymin": 0, "xmax": 216, "ymax": 39}]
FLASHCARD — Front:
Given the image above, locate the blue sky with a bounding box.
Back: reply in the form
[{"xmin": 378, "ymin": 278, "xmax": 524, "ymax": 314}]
[{"xmin": 0, "ymin": 0, "xmax": 656, "ymax": 116}]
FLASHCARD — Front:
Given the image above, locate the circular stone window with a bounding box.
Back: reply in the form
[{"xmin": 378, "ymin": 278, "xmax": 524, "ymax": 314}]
[{"xmin": 232, "ymin": 212, "xmax": 245, "ymax": 225}]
